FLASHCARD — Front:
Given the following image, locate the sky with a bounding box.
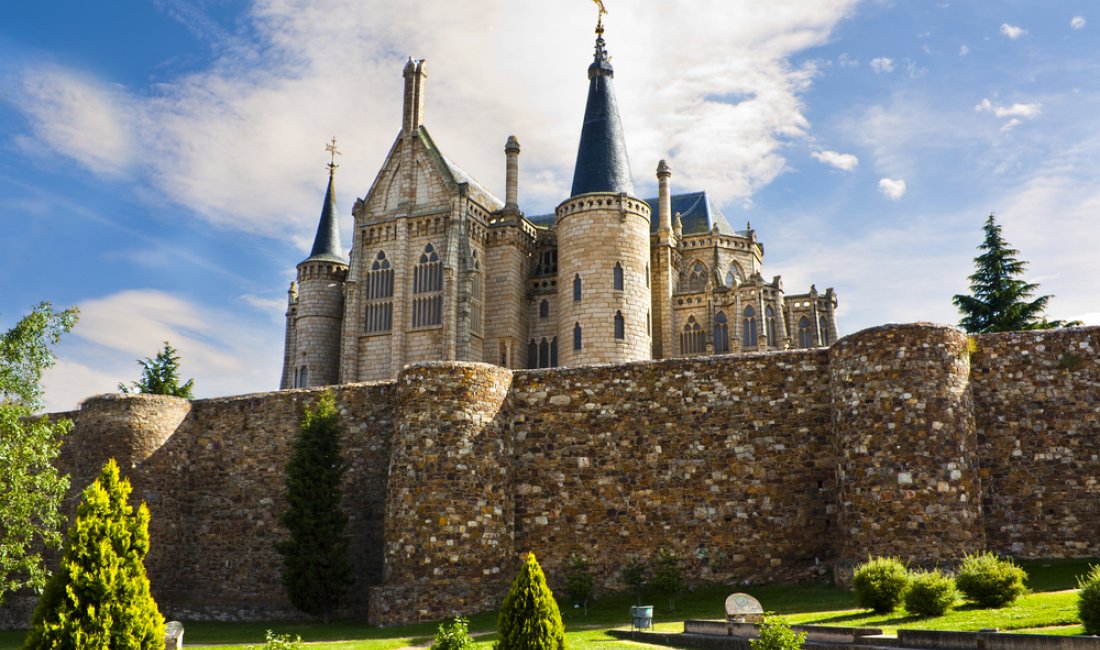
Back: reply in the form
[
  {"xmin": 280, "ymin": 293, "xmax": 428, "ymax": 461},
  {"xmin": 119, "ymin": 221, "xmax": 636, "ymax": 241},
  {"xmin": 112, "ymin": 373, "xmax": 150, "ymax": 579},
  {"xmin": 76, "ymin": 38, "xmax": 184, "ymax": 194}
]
[{"xmin": 2, "ymin": 0, "xmax": 1098, "ymax": 412}]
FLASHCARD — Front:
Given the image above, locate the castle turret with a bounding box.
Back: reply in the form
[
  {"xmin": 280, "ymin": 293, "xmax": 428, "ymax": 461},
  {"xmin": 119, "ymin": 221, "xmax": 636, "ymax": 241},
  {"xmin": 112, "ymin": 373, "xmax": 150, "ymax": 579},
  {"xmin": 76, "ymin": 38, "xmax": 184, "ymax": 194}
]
[
  {"xmin": 556, "ymin": 22, "xmax": 652, "ymax": 366},
  {"xmin": 281, "ymin": 152, "xmax": 348, "ymax": 389}
]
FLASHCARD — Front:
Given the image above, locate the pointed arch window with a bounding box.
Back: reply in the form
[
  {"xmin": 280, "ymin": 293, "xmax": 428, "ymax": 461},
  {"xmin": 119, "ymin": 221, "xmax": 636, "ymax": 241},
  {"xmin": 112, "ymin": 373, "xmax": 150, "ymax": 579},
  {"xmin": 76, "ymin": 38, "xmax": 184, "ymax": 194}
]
[
  {"xmin": 412, "ymin": 243, "xmax": 443, "ymax": 328},
  {"xmin": 798, "ymin": 316, "xmax": 812, "ymax": 348},
  {"xmin": 470, "ymin": 251, "xmax": 483, "ymax": 334},
  {"xmin": 714, "ymin": 312, "xmax": 730, "ymax": 353},
  {"xmin": 528, "ymin": 339, "xmax": 538, "ymax": 369},
  {"xmin": 765, "ymin": 305, "xmax": 777, "ymax": 347},
  {"xmin": 539, "ymin": 338, "xmax": 550, "ymax": 368},
  {"xmin": 726, "ymin": 264, "xmax": 743, "ymax": 288},
  {"xmin": 680, "ymin": 316, "xmax": 705, "ymax": 355},
  {"xmin": 685, "ymin": 261, "xmax": 708, "ymax": 293},
  {"xmin": 365, "ymin": 250, "xmax": 394, "ymax": 333},
  {"xmin": 539, "ymin": 299, "xmax": 549, "ymax": 319},
  {"xmin": 573, "ymin": 322, "xmax": 583, "ymax": 351},
  {"xmin": 743, "ymin": 306, "xmax": 758, "ymax": 348},
  {"xmin": 819, "ymin": 316, "xmax": 830, "ymax": 346},
  {"xmin": 573, "ymin": 274, "xmax": 582, "ymax": 302},
  {"xmin": 613, "ymin": 262, "xmax": 624, "ymax": 291},
  {"xmin": 614, "ymin": 311, "xmax": 625, "ymax": 339}
]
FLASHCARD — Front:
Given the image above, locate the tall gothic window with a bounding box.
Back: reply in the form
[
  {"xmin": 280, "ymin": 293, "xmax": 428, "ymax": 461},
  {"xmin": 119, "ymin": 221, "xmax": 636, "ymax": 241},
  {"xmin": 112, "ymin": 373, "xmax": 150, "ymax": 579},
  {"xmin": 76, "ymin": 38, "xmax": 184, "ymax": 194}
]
[
  {"xmin": 470, "ymin": 251, "xmax": 483, "ymax": 334},
  {"xmin": 528, "ymin": 339, "xmax": 538, "ymax": 369},
  {"xmin": 685, "ymin": 261, "xmax": 708, "ymax": 293},
  {"xmin": 412, "ymin": 243, "xmax": 443, "ymax": 327},
  {"xmin": 798, "ymin": 316, "xmax": 812, "ymax": 348},
  {"xmin": 714, "ymin": 312, "xmax": 729, "ymax": 353},
  {"xmin": 539, "ymin": 299, "xmax": 549, "ymax": 319},
  {"xmin": 573, "ymin": 322, "xmax": 583, "ymax": 350},
  {"xmin": 765, "ymin": 305, "xmax": 777, "ymax": 347},
  {"xmin": 573, "ymin": 274, "xmax": 582, "ymax": 301},
  {"xmin": 613, "ymin": 262, "xmax": 624, "ymax": 291},
  {"xmin": 539, "ymin": 338, "xmax": 550, "ymax": 368},
  {"xmin": 743, "ymin": 306, "xmax": 758, "ymax": 348},
  {"xmin": 819, "ymin": 315, "xmax": 830, "ymax": 346},
  {"xmin": 614, "ymin": 311, "xmax": 625, "ymax": 339},
  {"xmin": 680, "ymin": 316, "xmax": 705, "ymax": 354},
  {"xmin": 365, "ymin": 251, "xmax": 394, "ymax": 333}
]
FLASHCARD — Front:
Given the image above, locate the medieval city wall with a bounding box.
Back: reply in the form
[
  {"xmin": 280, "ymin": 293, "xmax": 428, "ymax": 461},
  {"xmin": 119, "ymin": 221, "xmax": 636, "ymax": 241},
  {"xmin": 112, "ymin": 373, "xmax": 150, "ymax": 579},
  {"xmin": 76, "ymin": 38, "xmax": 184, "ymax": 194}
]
[{"xmin": 4, "ymin": 323, "xmax": 1099, "ymax": 628}]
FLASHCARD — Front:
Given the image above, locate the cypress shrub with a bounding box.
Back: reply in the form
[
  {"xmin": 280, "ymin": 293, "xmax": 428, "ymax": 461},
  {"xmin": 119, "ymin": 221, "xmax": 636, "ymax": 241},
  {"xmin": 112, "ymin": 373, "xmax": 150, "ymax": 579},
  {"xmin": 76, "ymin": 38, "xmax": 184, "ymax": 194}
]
[
  {"xmin": 1076, "ymin": 564, "xmax": 1100, "ymax": 635},
  {"xmin": 852, "ymin": 557, "xmax": 910, "ymax": 614},
  {"xmin": 904, "ymin": 569, "xmax": 958, "ymax": 617},
  {"xmin": 956, "ymin": 552, "xmax": 1027, "ymax": 608},
  {"xmin": 23, "ymin": 458, "xmax": 165, "ymax": 649},
  {"xmin": 496, "ymin": 552, "xmax": 565, "ymax": 650}
]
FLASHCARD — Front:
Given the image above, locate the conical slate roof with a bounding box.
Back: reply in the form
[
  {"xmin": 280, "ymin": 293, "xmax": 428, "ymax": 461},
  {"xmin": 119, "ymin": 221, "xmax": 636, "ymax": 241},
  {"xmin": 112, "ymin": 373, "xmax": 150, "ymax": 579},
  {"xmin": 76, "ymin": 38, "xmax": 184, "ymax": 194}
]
[
  {"xmin": 301, "ymin": 172, "xmax": 346, "ymax": 265},
  {"xmin": 569, "ymin": 32, "xmax": 635, "ymax": 197}
]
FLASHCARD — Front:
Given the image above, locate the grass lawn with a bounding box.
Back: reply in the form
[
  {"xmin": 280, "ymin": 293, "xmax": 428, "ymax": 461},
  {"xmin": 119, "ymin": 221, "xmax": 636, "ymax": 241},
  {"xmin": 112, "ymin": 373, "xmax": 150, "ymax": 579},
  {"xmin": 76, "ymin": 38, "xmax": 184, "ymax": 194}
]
[{"xmin": 0, "ymin": 558, "xmax": 1093, "ymax": 649}]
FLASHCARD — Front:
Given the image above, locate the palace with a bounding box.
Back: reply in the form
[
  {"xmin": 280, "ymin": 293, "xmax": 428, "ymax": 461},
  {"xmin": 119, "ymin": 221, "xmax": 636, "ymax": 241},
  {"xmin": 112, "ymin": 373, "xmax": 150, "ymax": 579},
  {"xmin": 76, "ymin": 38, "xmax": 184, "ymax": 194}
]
[{"xmin": 280, "ymin": 25, "xmax": 838, "ymax": 388}]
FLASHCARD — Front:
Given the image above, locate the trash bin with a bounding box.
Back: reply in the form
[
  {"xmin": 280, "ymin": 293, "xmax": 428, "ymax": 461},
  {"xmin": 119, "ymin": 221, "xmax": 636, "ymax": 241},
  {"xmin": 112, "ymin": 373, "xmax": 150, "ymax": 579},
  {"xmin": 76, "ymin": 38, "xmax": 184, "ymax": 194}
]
[{"xmin": 631, "ymin": 605, "xmax": 653, "ymax": 631}]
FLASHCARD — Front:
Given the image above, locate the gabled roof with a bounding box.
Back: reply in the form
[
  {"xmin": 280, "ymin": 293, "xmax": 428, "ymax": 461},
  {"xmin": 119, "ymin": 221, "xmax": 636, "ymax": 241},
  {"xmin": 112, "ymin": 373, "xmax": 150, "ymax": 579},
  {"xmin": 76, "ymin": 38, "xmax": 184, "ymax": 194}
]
[
  {"xmin": 301, "ymin": 172, "xmax": 347, "ymax": 265},
  {"xmin": 418, "ymin": 128, "xmax": 504, "ymax": 210},
  {"xmin": 643, "ymin": 191, "xmax": 737, "ymax": 236}
]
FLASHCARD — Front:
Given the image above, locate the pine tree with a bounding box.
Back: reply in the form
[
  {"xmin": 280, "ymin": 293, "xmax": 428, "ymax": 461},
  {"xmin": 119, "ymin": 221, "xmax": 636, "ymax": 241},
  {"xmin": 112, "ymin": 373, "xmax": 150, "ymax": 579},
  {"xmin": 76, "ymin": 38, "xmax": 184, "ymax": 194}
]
[
  {"xmin": 495, "ymin": 552, "xmax": 565, "ymax": 650},
  {"xmin": 276, "ymin": 391, "xmax": 352, "ymax": 620},
  {"xmin": 119, "ymin": 341, "xmax": 195, "ymax": 398},
  {"xmin": 24, "ymin": 458, "xmax": 166, "ymax": 649},
  {"xmin": 953, "ymin": 214, "xmax": 1078, "ymax": 333}
]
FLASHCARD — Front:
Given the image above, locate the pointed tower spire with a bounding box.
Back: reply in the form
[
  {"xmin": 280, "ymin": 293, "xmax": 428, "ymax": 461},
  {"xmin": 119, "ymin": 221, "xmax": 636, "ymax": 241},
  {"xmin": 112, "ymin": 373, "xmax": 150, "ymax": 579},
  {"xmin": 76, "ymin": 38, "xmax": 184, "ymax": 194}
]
[
  {"xmin": 569, "ymin": 18, "xmax": 634, "ymax": 197},
  {"xmin": 303, "ymin": 137, "xmax": 346, "ymax": 264}
]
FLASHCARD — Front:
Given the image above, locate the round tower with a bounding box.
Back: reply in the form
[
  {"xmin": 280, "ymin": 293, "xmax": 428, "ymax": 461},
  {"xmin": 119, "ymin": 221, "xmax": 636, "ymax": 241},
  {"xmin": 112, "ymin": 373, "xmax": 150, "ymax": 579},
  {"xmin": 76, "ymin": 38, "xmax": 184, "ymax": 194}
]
[{"xmin": 556, "ymin": 23, "xmax": 652, "ymax": 366}]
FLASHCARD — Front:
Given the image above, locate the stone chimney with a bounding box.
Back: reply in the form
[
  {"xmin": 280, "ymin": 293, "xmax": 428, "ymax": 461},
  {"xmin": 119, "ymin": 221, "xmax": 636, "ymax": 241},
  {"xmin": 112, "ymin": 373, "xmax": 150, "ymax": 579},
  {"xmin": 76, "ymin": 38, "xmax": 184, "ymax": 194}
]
[
  {"xmin": 504, "ymin": 136, "xmax": 521, "ymax": 210},
  {"xmin": 657, "ymin": 160, "xmax": 672, "ymax": 234},
  {"xmin": 402, "ymin": 58, "xmax": 428, "ymax": 135}
]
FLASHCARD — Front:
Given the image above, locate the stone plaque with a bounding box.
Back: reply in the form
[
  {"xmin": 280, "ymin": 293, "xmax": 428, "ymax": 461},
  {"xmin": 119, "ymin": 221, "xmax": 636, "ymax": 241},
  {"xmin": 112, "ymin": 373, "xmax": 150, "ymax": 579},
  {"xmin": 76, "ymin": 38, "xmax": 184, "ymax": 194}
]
[{"xmin": 724, "ymin": 592, "xmax": 764, "ymax": 622}]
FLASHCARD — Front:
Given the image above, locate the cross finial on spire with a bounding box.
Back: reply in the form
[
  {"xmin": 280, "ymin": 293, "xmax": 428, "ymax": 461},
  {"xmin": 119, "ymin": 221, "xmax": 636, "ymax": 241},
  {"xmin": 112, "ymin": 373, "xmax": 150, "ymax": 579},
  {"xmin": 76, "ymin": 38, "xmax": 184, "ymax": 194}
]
[
  {"xmin": 325, "ymin": 136, "xmax": 341, "ymax": 176},
  {"xmin": 592, "ymin": 0, "xmax": 607, "ymax": 35}
]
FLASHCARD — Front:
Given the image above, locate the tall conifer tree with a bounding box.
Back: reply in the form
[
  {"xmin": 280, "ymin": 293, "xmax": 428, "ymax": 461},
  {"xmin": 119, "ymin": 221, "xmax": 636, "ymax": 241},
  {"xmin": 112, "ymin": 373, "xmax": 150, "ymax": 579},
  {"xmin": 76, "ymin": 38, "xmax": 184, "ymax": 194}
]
[
  {"xmin": 953, "ymin": 213, "xmax": 1075, "ymax": 333},
  {"xmin": 495, "ymin": 552, "xmax": 565, "ymax": 650},
  {"xmin": 276, "ymin": 391, "xmax": 351, "ymax": 620},
  {"xmin": 24, "ymin": 459, "xmax": 165, "ymax": 650}
]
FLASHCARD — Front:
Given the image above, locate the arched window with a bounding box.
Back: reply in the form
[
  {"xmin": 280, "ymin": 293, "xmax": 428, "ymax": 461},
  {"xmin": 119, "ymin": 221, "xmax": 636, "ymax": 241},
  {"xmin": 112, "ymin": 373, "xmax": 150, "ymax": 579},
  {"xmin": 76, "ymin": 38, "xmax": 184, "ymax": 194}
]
[
  {"xmin": 412, "ymin": 243, "xmax": 443, "ymax": 327},
  {"xmin": 550, "ymin": 337, "xmax": 558, "ymax": 366},
  {"xmin": 365, "ymin": 251, "xmax": 394, "ymax": 333},
  {"xmin": 743, "ymin": 306, "xmax": 758, "ymax": 348},
  {"xmin": 684, "ymin": 261, "xmax": 708, "ymax": 293},
  {"xmin": 573, "ymin": 322, "xmax": 583, "ymax": 351},
  {"xmin": 714, "ymin": 312, "xmax": 729, "ymax": 353},
  {"xmin": 819, "ymin": 316, "xmax": 830, "ymax": 346},
  {"xmin": 680, "ymin": 316, "xmax": 705, "ymax": 354},
  {"xmin": 613, "ymin": 262, "xmax": 624, "ymax": 291},
  {"xmin": 539, "ymin": 299, "xmax": 549, "ymax": 319},
  {"xmin": 614, "ymin": 311, "xmax": 625, "ymax": 339},
  {"xmin": 798, "ymin": 316, "xmax": 812, "ymax": 348},
  {"xmin": 528, "ymin": 339, "xmax": 538, "ymax": 369},
  {"xmin": 470, "ymin": 250, "xmax": 483, "ymax": 334},
  {"xmin": 765, "ymin": 305, "xmax": 777, "ymax": 347},
  {"xmin": 726, "ymin": 264, "xmax": 743, "ymax": 288},
  {"xmin": 539, "ymin": 338, "xmax": 550, "ymax": 368},
  {"xmin": 573, "ymin": 274, "xmax": 582, "ymax": 302}
]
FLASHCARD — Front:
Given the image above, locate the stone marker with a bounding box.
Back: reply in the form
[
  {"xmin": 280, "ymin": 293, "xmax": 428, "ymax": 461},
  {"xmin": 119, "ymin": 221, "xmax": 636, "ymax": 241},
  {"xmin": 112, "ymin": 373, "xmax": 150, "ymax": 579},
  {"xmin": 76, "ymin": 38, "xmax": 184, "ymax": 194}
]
[
  {"xmin": 725, "ymin": 593, "xmax": 764, "ymax": 623},
  {"xmin": 165, "ymin": 621, "xmax": 184, "ymax": 649}
]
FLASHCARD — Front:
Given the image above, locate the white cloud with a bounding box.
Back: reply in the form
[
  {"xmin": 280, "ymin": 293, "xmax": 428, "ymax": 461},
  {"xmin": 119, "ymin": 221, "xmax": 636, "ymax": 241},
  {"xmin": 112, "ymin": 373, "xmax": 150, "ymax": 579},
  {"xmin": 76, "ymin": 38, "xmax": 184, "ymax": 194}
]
[
  {"xmin": 811, "ymin": 150, "xmax": 859, "ymax": 171},
  {"xmin": 838, "ymin": 52, "xmax": 859, "ymax": 67},
  {"xmin": 878, "ymin": 177, "xmax": 907, "ymax": 200},
  {"xmin": 1071, "ymin": 16, "xmax": 1086, "ymax": 30},
  {"xmin": 959, "ymin": 44, "xmax": 970, "ymax": 56},
  {"xmin": 974, "ymin": 98, "xmax": 1041, "ymax": 132},
  {"xmin": 1000, "ymin": 23, "xmax": 1026, "ymax": 39},
  {"xmin": 870, "ymin": 57, "xmax": 894, "ymax": 73}
]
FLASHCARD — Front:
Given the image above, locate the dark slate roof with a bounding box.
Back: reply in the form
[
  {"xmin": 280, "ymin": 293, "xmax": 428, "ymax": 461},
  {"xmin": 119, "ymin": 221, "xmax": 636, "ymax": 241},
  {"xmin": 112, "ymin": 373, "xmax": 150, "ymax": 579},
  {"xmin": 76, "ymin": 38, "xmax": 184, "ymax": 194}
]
[
  {"xmin": 301, "ymin": 172, "xmax": 347, "ymax": 265},
  {"xmin": 643, "ymin": 191, "xmax": 737, "ymax": 236},
  {"xmin": 569, "ymin": 34, "xmax": 634, "ymax": 197}
]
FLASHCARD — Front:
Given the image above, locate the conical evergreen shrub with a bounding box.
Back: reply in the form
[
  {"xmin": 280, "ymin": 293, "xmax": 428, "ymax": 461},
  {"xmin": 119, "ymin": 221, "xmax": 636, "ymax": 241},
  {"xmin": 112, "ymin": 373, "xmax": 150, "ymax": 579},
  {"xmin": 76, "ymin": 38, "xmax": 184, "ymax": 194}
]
[
  {"xmin": 495, "ymin": 552, "xmax": 565, "ymax": 650},
  {"xmin": 24, "ymin": 458, "xmax": 166, "ymax": 649}
]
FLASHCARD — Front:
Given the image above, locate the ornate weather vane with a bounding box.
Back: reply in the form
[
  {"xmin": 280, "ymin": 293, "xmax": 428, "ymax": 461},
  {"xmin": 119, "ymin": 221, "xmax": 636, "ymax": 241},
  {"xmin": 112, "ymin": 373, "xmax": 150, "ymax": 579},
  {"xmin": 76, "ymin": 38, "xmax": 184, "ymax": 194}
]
[
  {"xmin": 591, "ymin": 0, "xmax": 607, "ymax": 34},
  {"xmin": 325, "ymin": 136, "xmax": 341, "ymax": 175}
]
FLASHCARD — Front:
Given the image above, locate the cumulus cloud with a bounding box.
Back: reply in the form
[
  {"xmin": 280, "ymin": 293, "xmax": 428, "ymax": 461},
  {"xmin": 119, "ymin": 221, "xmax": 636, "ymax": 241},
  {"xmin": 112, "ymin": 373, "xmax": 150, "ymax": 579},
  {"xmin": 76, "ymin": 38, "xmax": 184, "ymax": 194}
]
[
  {"xmin": 1000, "ymin": 23, "xmax": 1026, "ymax": 39},
  {"xmin": 9, "ymin": 0, "xmax": 860, "ymax": 246},
  {"xmin": 1071, "ymin": 16, "xmax": 1086, "ymax": 30},
  {"xmin": 878, "ymin": 177, "xmax": 907, "ymax": 200},
  {"xmin": 811, "ymin": 150, "xmax": 859, "ymax": 171},
  {"xmin": 870, "ymin": 57, "xmax": 894, "ymax": 73}
]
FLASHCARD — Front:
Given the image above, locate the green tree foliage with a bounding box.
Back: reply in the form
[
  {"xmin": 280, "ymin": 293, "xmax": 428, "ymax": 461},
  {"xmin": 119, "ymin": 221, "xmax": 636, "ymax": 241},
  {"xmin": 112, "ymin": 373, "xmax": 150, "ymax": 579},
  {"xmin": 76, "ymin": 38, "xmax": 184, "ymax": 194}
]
[
  {"xmin": 248, "ymin": 630, "xmax": 303, "ymax": 650},
  {"xmin": 495, "ymin": 552, "xmax": 565, "ymax": 650},
  {"xmin": 852, "ymin": 556, "xmax": 910, "ymax": 614},
  {"xmin": 750, "ymin": 615, "xmax": 805, "ymax": 650},
  {"xmin": 276, "ymin": 391, "xmax": 352, "ymax": 620},
  {"xmin": 953, "ymin": 214, "xmax": 1080, "ymax": 333},
  {"xmin": 903, "ymin": 569, "xmax": 958, "ymax": 617},
  {"xmin": 119, "ymin": 341, "xmax": 195, "ymax": 398},
  {"xmin": 621, "ymin": 555, "xmax": 648, "ymax": 605},
  {"xmin": 956, "ymin": 552, "xmax": 1028, "ymax": 608},
  {"xmin": 1077, "ymin": 564, "xmax": 1100, "ymax": 635},
  {"xmin": 650, "ymin": 548, "xmax": 683, "ymax": 612},
  {"xmin": 431, "ymin": 616, "xmax": 475, "ymax": 650},
  {"xmin": 564, "ymin": 552, "xmax": 594, "ymax": 615},
  {"xmin": 24, "ymin": 458, "xmax": 165, "ymax": 649},
  {"xmin": 0, "ymin": 302, "xmax": 77, "ymax": 604}
]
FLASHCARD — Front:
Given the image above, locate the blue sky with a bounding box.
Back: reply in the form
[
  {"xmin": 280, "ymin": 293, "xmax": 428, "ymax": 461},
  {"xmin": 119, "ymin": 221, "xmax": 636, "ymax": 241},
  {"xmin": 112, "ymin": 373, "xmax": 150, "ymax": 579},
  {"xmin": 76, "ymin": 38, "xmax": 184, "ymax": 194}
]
[{"xmin": 2, "ymin": 0, "xmax": 1097, "ymax": 411}]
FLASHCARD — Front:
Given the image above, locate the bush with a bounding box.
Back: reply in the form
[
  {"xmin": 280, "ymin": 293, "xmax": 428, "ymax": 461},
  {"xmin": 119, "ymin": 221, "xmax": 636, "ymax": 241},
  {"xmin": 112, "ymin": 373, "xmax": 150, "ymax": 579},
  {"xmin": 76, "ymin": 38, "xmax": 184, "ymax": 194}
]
[
  {"xmin": 495, "ymin": 552, "xmax": 565, "ymax": 650},
  {"xmin": 248, "ymin": 630, "xmax": 303, "ymax": 650},
  {"xmin": 432, "ymin": 616, "xmax": 474, "ymax": 650},
  {"xmin": 852, "ymin": 556, "xmax": 910, "ymax": 614},
  {"xmin": 904, "ymin": 569, "xmax": 957, "ymax": 617},
  {"xmin": 956, "ymin": 552, "xmax": 1028, "ymax": 608},
  {"xmin": 564, "ymin": 553, "xmax": 594, "ymax": 615},
  {"xmin": 750, "ymin": 615, "xmax": 805, "ymax": 650},
  {"xmin": 650, "ymin": 548, "xmax": 683, "ymax": 611},
  {"xmin": 1076, "ymin": 564, "xmax": 1100, "ymax": 635}
]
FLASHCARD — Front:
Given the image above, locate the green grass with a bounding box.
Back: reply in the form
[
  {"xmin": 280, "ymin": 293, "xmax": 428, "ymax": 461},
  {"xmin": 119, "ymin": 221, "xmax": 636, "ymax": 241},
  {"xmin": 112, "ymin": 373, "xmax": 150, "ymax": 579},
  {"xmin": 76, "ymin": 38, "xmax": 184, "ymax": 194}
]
[{"xmin": 1, "ymin": 559, "xmax": 1094, "ymax": 649}]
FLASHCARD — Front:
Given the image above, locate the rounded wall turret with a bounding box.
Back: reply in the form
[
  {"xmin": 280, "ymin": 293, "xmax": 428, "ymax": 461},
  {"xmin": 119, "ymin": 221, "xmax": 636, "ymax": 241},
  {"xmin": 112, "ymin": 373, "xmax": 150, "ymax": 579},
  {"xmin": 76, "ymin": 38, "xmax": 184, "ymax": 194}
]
[
  {"xmin": 555, "ymin": 193, "xmax": 652, "ymax": 366},
  {"xmin": 830, "ymin": 323, "xmax": 983, "ymax": 580},
  {"xmin": 292, "ymin": 259, "xmax": 347, "ymax": 387}
]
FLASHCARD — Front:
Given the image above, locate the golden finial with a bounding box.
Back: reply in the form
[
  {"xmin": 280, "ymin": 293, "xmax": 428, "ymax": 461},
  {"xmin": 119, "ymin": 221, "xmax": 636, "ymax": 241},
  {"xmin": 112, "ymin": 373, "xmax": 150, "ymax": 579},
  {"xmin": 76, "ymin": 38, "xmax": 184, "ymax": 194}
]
[
  {"xmin": 591, "ymin": 0, "xmax": 607, "ymax": 34},
  {"xmin": 325, "ymin": 136, "xmax": 341, "ymax": 175}
]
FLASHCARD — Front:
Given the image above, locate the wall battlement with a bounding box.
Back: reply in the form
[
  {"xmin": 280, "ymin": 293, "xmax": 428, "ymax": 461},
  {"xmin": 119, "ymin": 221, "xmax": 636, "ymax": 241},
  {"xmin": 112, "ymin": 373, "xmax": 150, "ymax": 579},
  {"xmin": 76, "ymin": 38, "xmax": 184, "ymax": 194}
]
[{"xmin": 4, "ymin": 323, "xmax": 1098, "ymax": 628}]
